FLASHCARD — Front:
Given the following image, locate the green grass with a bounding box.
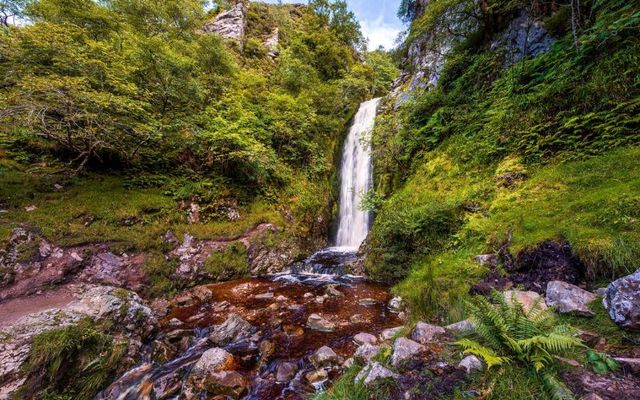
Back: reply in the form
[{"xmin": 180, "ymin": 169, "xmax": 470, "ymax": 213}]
[
  {"xmin": 0, "ymin": 167, "xmax": 285, "ymax": 252},
  {"xmin": 204, "ymin": 242, "xmax": 250, "ymax": 280},
  {"xmin": 19, "ymin": 319, "xmax": 127, "ymax": 400}
]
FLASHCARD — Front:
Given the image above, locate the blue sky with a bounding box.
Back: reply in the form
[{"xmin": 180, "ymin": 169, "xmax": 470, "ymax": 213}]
[{"xmin": 259, "ymin": 0, "xmax": 404, "ymax": 49}]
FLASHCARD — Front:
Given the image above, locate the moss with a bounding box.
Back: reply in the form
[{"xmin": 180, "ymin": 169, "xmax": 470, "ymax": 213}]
[
  {"xmin": 143, "ymin": 252, "xmax": 180, "ymax": 298},
  {"xmin": 204, "ymin": 242, "xmax": 250, "ymax": 281}
]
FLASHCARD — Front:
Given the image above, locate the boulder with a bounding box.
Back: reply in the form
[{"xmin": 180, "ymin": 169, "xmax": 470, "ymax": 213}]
[
  {"xmin": 388, "ymin": 296, "xmax": 404, "ymax": 312},
  {"xmin": 380, "ymin": 326, "xmax": 404, "ymax": 341},
  {"xmin": 307, "ymin": 314, "xmax": 335, "ymax": 332},
  {"xmin": 391, "ymin": 337, "xmax": 425, "ymax": 367},
  {"xmin": 546, "ymin": 281, "xmax": 596, "ymax": 316},
  {"xmin": 208, "ymin": 314, "xmax": 254, "ymax": 346},
  {"xmin": 503, "ymin": 290, "xmax": 547, "ymax": 314},
  {"xmin": 310, "ymin": 346, "xmax": 339, "ymax": 368},
  {"xmin": 354, "ymin": 332, "xmax": 378, "ymax": 346},
  {"xmin": 305, "ymin": 369, "xmax": 328, "ymax": 385},
  {"xmin": 475, "ymin": 254, "xmax": 498, "ymax": 267},
  {"xmin": 355, "ymin": 362, "xmax": 399, "ymax": 387},
  {"xmin": 192, "ymin": 348, "xmax": 235, "ymax": 373},
  {"xmin": 445, "ymin": 319, "xmax": 475, "ymax": 334},
  {"xmin": 412, "ymin": 322, "xmax": 446, "ymax": 344},
  {"xmin": 458, "ymin": 355, "xmax": 483, "ymax": 373},
  {"xmin": 202, "ymin": 371, "xmax": 248, "ymax": 399},
  {"xmin": 276, "ymin": 361, "xmax": 298, "ymax": 382},
  {"xmin": 603, "ymin": 270, "xmax": 640, "ymax": 330},
  {"xmin": 353, "ymin": 344, "xmax": 380, "ymax": 363},
  {"xmin": 358, "ymin": 298, "xmax": 378, "ymax": 306},
  {"xmin": 325, "ymin": 285, "xmax": 343, "ymax": 297}
]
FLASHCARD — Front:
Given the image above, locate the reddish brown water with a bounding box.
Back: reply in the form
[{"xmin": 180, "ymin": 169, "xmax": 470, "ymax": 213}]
[
  {"xmin": 103, "ymin": 275, "xmax": 402, "ymax": 400},
  {"xmin": 165, "ymin": 277, "xmax": 400, "ymax": 361}
]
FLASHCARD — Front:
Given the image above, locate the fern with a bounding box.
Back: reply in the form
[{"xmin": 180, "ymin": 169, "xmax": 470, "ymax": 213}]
[{"xmin": 456, "ymin": 291, "xmax": 584, "ymax": 399}]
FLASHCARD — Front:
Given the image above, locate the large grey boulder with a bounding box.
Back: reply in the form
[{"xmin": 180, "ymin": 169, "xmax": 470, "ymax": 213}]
[
  {"xmin": 546, "ymin": 281, "xmax": 597, "ymax": 316},
  {"xmin": 504, "ymin": 290, "xmax": 547, "ymax": 314},
  {"xmin": 445, "ymin": 319, "xmax": 475, "ymax": 334},
  {"xmin": 391, "ymin": 337, "xmax": 425, "ymax": 366},
  {"xmin": 603, "ymin": 270, "xmax": 640, "ymax": 330}
]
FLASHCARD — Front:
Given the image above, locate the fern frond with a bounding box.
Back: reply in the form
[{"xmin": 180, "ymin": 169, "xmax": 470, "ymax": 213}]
[{"xmin": 455, "ymin": 339, "xmax": 510, "ymax": 368}]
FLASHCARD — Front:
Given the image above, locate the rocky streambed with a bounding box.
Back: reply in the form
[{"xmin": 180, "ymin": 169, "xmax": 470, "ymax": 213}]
[{"xmin": 97, "ymin": 261, "xmax": 404, "ymax": 399}]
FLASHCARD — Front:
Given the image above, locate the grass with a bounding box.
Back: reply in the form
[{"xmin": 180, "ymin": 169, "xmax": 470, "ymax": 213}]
[
  {"xmin": 19, "ymin": 318, "xmax": 127, "ymax": 400},
  {"xmin": 0, "ymin": 166, "xmax": 285, "ymax": 253},
  {"xmin": 204, "ymin": 242, "xmax": 250, "ymax": 280}
]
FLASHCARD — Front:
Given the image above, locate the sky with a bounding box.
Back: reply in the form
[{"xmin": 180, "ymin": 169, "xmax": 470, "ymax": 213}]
[{"xmin": 259, "ymin": 0, "xmax": 405, "ymax": 50}]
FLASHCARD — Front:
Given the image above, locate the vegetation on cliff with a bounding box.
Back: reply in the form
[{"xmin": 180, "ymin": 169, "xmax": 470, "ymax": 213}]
[{"xmin": 368, "ymin": 0, "xmax": 640, "ymax": 321}]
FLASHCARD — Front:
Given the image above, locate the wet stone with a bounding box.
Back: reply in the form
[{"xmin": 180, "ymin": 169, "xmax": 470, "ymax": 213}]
[
  {"xmin": 310, "ymin": 346, "xmax": 339, "ymax": 368},
  {"xmin": 307, "ymin": 314, "xmax": 336, "ymax": 332},
  {"xmin": 354, "ymin": 332, "xmax": 378, "ymax": 345}
]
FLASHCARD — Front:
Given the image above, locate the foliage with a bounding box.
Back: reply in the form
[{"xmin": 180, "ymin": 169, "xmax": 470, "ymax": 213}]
[
  {"xmin": 19, "ymin": 319, "xmax": 127, "ymax": 400},
  {"xmin": 204, "ymin": 242, "xmax": 249, "ymax": 281},
  {"xmin": 457, "ymin": 292, "xmax": 583, "ymax": 399},
  {"xmin": 585, "ymin": 350, "xmax": 619, "ymax": 375}
]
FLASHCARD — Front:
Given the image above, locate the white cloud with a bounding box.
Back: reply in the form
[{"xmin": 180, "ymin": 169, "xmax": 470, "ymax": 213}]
[{"xmin": 360, "ymin": 15, "xmax": 402, "ymax": 50}]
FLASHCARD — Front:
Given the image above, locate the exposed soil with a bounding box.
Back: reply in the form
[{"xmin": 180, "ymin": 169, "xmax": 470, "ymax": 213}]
[{"xmin": 0, "ymin": 285, "xmax": 74, "ymax": 326}]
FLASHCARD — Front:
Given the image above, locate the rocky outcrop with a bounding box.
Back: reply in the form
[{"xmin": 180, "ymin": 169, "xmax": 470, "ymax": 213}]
[
  {"xmin": 264, "ymin": 28, "xmax": 279, "ymax": 58},
  {"xmin": 546, "ymin": 281, "xmax": 597, "ymax": 316},
  {"xmin": 0, "ymin": 284, "xmax": 156, "ymax": 398},
  {"xmin": 201, "ymin": 1, "xmax": 248, "ymax": 46},
  {"xmin": 412, "ymin": 321, "xmax": 446, "ymax": 344},
  {"xmin": 603, "ymin": 269, "xmax": 640, "ymax": 331},
  {"xmin": 491, "ymin": 9, "xmax": 555, "ymax": 67},
  {"xmin": 391, "ymin": 337, "xmax": 425, "ymax": 367}
]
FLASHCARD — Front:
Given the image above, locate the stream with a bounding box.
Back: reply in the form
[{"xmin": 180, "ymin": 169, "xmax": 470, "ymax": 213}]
[{"xmin": 98, "ymin": 98, "xmax": 384, "ymax": 399}]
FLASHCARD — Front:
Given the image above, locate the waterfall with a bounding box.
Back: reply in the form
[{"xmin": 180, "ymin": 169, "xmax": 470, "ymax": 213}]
[{"xmin": 334, "ymin": 98, "xmax": 381, "ymax": 250}]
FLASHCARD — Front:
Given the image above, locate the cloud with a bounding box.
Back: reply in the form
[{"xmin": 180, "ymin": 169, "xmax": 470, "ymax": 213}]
[{"xmin": 360, "ymin": 14, "xmax": 402, "ymax": 50}]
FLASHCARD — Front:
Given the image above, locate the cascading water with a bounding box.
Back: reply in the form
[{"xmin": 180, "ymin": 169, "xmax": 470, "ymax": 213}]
[
  {"xmin": 99, "ymin": 100, "xmax": 385, "ymax": 400},
  {"xmin": 334, "ymin": 97, "xmax": 381, "ymax": 250}
]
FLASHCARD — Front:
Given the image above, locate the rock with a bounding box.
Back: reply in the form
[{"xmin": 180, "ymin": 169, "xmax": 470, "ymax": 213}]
[
  {"xmin": 303, "ymin": 292, "xmax": 314, "ymax": 299},
  {"xmin": 255, "ymin": 292, "xmax": 274, "ymax": 300},
  {"xmin": 445, "ymin": 319, "xmax": 475, "ymax": 334},
  {"xmin": 202, "ymin": 371, "xmax": 248, "ymax": 399},
  {"xmin": 603, "ymin": 269, "xmax": 640, "ymax": 330},
  {"xmin": 353, "ymin": 344, "xmax": 380, "ymax": 363},
  {"xmin": 594, "ymin": 288, "xmax": 607, "ymax": 296},
  {"xmin": 209, "ymin": 314, "xmax": 254, "ymax": 346},
  {"xmin": 546, "ymin": 281, "xmax": 597, "ymax": 316},
  {"xmin": 458, "ymin": 355, "xmax": 483, "ymax": 373},
  {"xmin": 412, "ymin": 321, "xmax": 446, "ymax": 344},
  {"xmin": 264, "ymin": 28, "xmax": 279, "ymax": 57},
  {"xmin": 276, "ymin": 361, "xmax": 297, "ymax": 382},
  {"xmin": 614, "ymin": 357, "xmax": 640, "ymax": 375},
  {"xmin": 388, "ymin": 296, "xmax": 404, "ymax": 312},
  {"xmin": 0, "ymin": 284, "xmax": 156, "ymax": 398},
  {"xmin": 201, "ymin": 1, "xmax": 248, "ymax": 44},
  {"xmin": 307, "ymin": 314, "xmax": 335, "ymax": 332},
  {"xmin": 350, "ymin": 314, "xmax": 369, "ymax": 324},
  {"xmin": 192, "ymin": 348, "xmax": 235, "ymax": 373},
  {"xmin": 192, "ymin": 286, "xmax": 213, "ymax": 302},
  {"xmin": 305, "ymin": 369, "xmax": 328, "ymax": 384},
  {"xmin": 325, "ymin": 285, "xmax": 343, "ymax": 297},
  {"xmin": 503, "ymin": 290, "xmax": 547, "ymax": 314},
  {"xmin": 381, "ymin": 326, "xmax": 404, "ymax": 341},
  {"xmin": 24, "ymin": 205, "xmax": 37, "ymax": 212},
  {"xmin": 354, "ymin": 332, "xmax": 378, "ymax": 345},
  {"xmin": 187, "ymin": 202, "xmax": 200, "ymax": 224},
  {"xmin": 490, "ymin": 8, "xmax": 555, "ymax": 67},
  {"xmin": 258, "ymin": 340, "xmax": 275, "ymax": 366},
  {"xmin": 391, "ymin": 337, "xmax": 425, "ymax": 367},
  {"xmin": 275, "ymin": 295, "xmax": 287, "ymax": 303},
  {"xmin": 475, "ymin": 254, "xmax": 498, "ymax": 267},
  {"xmin": 581, "ymin": 394, "xmax": 603, "ymax": 400},
  {"xmin": 310, "ymin": 346, "xmax": 339, "ymax": 368},
  {"xmin": 358, "ymin": 298, "xmax": 378, "ymax": 306},
  {"xmin": 314, "ymin": 295, "xmax": 326, "ymax": 305},
  {"xmin": 355, "ymin": 362, "xmax": 399, "ymax": 387}
]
